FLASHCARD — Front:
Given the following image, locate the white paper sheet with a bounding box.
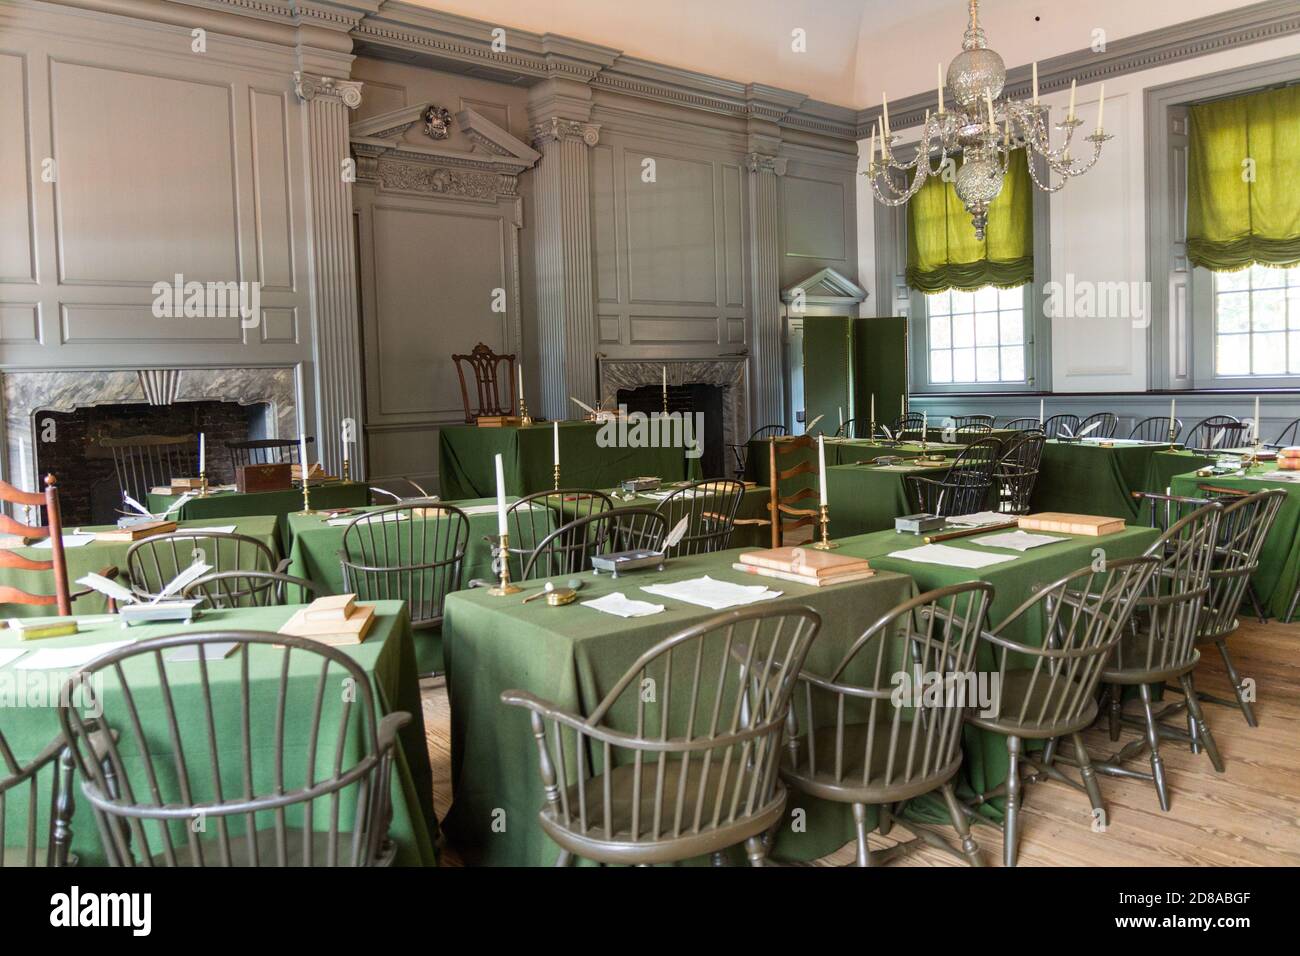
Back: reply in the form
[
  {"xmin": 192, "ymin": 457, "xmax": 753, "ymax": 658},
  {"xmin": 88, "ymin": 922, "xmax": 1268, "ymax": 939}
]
[
  {"xmin": 14, "ymin": 640, "xmax": 135, "ymax": 670},
  {"xmin": 0, "ymin": 647, "xmax": 27, "ymax": 669},
  {"xmin": 31, "ymin": 533, "xmax": 95, "ymax": 549},
  {"xmin": 580, "ymin": 592, "xmax": 665, "ymax": 618},
  {"xmin": 1246, "ymin": 471, "xmax": 1300, "ymax": 483},
  {"xmin": 946, "ymin": 511, "xmax": 1008, "ymax": 528},
  {"xmin": 885, "ymin": 544, "xmax": 1018, "ymax": 569},
  {"xmin": 327, "ymin": 512, "xmax": 409, "ymax": 526},
  {"xmin": 641, "ymin": 575, "xmax": 782, "ymax": 610},
  {"xmin": 970, "ymin": 530, "xmax": 1066, "ymax": 552},
  {"xmin": 197, "ymin": 525, "xmax": 237, "ymax": 534}
]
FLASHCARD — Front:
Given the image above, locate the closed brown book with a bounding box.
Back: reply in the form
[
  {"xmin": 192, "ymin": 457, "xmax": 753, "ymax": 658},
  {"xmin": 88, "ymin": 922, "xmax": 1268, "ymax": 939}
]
[
  {"xmin": 94, "ymin": 520, "xmax": 178, "ymax": 542},
  {"xmin": 732, "ymin": 563, "xmax": 875, "ymax": 587},
  {"xmin": 277, "ymin": 603, "xmax": 376, "ymax": 646},
  {"xmin": 237, "ymin": 462, "xmax": 293, "ymax": 493},
  {"xmin": 1018, "ymin": 512, "xmax": 1126, "ymax": 536},
  {"xmin": 739, "ymin": 546, "xmax": 871, "ymax": 577},
  {"xmin": 303, "ymin": 593, "xmax": 356, "ymax": 622},
  {"xmin": 170, "ymin": 477, "xmax": 204, "ymax": 490}
]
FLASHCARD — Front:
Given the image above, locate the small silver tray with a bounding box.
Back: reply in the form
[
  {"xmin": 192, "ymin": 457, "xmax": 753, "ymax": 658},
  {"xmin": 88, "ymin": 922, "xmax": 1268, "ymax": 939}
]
[{"xmin": 590, "ymin": 549, "xmax": 666, "ymax": 578}]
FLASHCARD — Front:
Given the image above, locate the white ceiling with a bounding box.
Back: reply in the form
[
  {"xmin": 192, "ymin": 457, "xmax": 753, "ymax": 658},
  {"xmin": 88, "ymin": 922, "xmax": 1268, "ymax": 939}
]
[{"xmin": 396, "ymin": 0, "xmax": 1263, "ymax": 108}]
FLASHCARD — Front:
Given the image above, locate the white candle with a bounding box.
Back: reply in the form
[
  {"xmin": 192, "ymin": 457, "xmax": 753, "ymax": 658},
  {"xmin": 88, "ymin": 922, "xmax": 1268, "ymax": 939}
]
[
  {"xmin": 901, "ymin": 392, "xmax": 906, "ymax": 415},
  {"xmin": 881, "ymin": 93, "xmax": 890, "ymax": 140},
  {"xmin": 662, "ymin": 366, "xmax": 667, "ymax": 405},
  {"xmin": 517, "ymin": 365, "xmax": 524, "ymax": 410},
  {"xmin": 838, "ymin": 406, "xmax": 844, "ymax": 428},
  {"xmin": 1254, "ymin": 396, "xmax": 1261, "ymax": 443},
  {"xmin": 340, "ymin": 421, "xmax": 349, "ymax": 459},
  {"xmin": 817, "ymin": 435, "xmax": 828, "ymax": 506},
  {"xmin": 494, "ymin": 453, "xmax": 508, "ymax": 535},
  {"xmin": 1039, "ymin": 399, "xmax": 1045, "ymax": 425},
  {"xmin": 1170, "ymin": 399, "xmax": 1176, "ymax": 434},
  {"xmin": 937, "ymin": 63, "xmax": 944, "ymax": 114},
  {"xmin": 198, "ymin": 432, "xmax": 205, "ymax": 475},
  {"xmin": 300, "ymin": 432, "xmax": 309, "ymax": 478},
  {"xmin": 986, "ymin": 89, "xmax": 995, "ymax": 126},
  {"xmin": 1095, "ymin": 83, "xmax": 1105, "ymax": 133},
  {"xmin": 868, "ymin": 123, "xmax": 876, "ymax": 165},
  {"xmin": 1032, "ymin": 62, "xmax": 1039, "ymax": 104},
  {"xmin": 870, "ymin": 393, "xmax": 876, "ymax": 423},
  {"xmin": 923, "ymin": 411, "xmax": 928, "ymax": 436},
  {"xmin": 553, "ymin": 421, "xmax": 560, "ymax": 467},
  {"xmin": 1068, "ymin": 79, "xmax": 1077, "ymax": 121}
]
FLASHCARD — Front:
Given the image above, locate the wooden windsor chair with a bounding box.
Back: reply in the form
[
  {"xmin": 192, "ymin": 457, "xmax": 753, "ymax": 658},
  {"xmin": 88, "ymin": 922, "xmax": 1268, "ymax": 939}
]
[
  {"xmin": 504, "ymin": 490, "xmax": 613, "ymax": 581},
  {"xmin": 501, "ymin": 605, "xmax": 822, "ymax": 865},
  {"xmin": 57, "ymin": 630, "xmax": 411, "ymax": 866},
  {"xmin": 652, "ymin": 479, "xmax": 745, "ymax": 556},
  {"xmin": 520, "ymin": 509, "xmax": 668, "ymax": 580}
]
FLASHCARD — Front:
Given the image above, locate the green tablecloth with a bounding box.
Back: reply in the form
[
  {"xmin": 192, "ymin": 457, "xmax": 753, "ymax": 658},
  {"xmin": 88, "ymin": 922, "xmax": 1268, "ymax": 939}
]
[
  {"xmin": 1031, "ymin": 440, "xmax": 1173, "ymax": 519},
  {"xmin": 825, "ymin": 459, "xmax": 953, "ymax": 535},
  {"xmin": 1145, "ymin": 450, "xmax": 1218, "ymax": 495},
  {"xmin": 0, "ymin": 601, "xmax": 437, "ymax": 866},
  {"xmin": 610, "ymin": 484, "xmax": 771, "ymax": 550},
  {"xmin": 441, "ymin": 524, "xmax": 1158, "ymax": 865},
  {"xmin": 439, "ymin": 421, "xmax": 701, "ymax": 500},
  {"xmin": 1170, "ymin": 464, "xmax": 1300, "ymax": 621},
  {"xmin": 1, "ymin": 516, "xmax": 281, "ymax": 619},
  {"xmin": 147, "ymin": 482, "xmax": 371, "ymax": 551}
]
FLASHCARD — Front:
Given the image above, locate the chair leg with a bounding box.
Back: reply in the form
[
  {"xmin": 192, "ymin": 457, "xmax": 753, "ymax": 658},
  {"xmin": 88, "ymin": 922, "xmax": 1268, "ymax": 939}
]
[
  {"xmin": 1181, "ymin": 674, "xmax": 1225, "ymax": 773},
  {"xmin": 1215, "ymin": 639, "xmax": 1258, "ymax": 727},
  {"xmin": 1138, "ymin": 684, "xmax": 1170, "ymax": 812},
  {"xmin": 878, "ymin": 802, "xmax": 894, "ymax": 837},
  {"xmin": 744, "ymin": 835, "xmax": 769, "ymax": 867},
  {"xmin": 851, "ymin": 802, "xmax": 872, "ymax": 867},
  {"xmin": 940, "ymin": 782, "xmax": 983, "ymax": 867},
  {"xmin": 1004, "ymin": 735, "xmax": 1022, "ymax": 868},
  {"xmin": 1107, "ymin": 684, "xmax": 1123, "ymax": 741},
  {"xmin": 1186, "ymin": 690, "xmax": 1202, "ymax": 755},
  {"xmin": 1070, "ymin": 733, "xmax": 1105, "ymax": 821},
  {"xmin": 554, "ymin": 850, "xmax": 572, "ymax": 867},
  {"xmin": 1246, "ymin": 583, "xmax": 1267, "ymax": 624}
]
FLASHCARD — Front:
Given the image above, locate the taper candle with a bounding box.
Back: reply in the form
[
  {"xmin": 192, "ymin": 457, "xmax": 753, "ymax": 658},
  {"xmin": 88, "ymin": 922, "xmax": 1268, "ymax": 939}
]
[
  {"xmin": 838, "ymin": 406, "xmax": 844, "ymax": 428},
  {"xmin": 494, "ymin": 453, "xmax": 507, "ymax": 536},
  {"xmin": 1254, "ymin": 396, "xmax": 1261, "ymax": 443},
  {"xmin": 1068, "ymin": 79, "xmax": 1077, "ymax": 121},
  {"xmin": 817, "ymin": 435, "xmax": 828, "ymax": 506},
  {"xmin": 1032, "ymin": 62, "xmax": 1039, "ymax": 104},
  {"xmin": 1039, "ymin": 399, "xmax": 1045, "ymax": 425},
  {"xmin": 870, "ymin": 393, "xmax": 876, "ymax": 423},
  {"xmin": 517, "ymin": 365, "xmax": 524, "ymax": 409},
  {"xmin": 299, "ymin": 432, "xmax": 308, "ymax": 476},
  {"xmin": 1095, "ymin": 83, "xmax": 1105, "ymax": 133},
  {"xmin": 937, "ymin": 63, "xmax": 944, "ymax": 114},
  {"xmin": 198, "ymin": 432, "xmax": 205, "ymax": 475},
  {"xmin": 1170, "ymin": 399, "xmax": 1176, "ymax": 433},
  {"xmin": 553, "ymin": 421, "xmax": 560, "ymax": 466}
]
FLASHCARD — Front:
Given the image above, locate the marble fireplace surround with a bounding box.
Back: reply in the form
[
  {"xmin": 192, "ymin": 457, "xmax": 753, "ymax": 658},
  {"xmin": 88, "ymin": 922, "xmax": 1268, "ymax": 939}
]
[
  {"xmin": 597, "ymin": 358, "xmax": 750, "ymax": 452},
  {"xmin": 2, "ymin": 366, "xmax": 298, "ymax": 491}
]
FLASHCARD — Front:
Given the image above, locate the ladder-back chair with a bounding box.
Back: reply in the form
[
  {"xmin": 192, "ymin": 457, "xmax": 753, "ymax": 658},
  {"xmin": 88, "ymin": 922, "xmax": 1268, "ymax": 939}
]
[
  {"xmin": 0, "ymin": 473, "xmax": 73, "ymax": 615},
  {"xmin": 767, "ymin": 436, "xmax": 819, "ymax": 547},
  {"xmin": 501, "ymin": 605, "xmax": 822, "ymax": 865}
]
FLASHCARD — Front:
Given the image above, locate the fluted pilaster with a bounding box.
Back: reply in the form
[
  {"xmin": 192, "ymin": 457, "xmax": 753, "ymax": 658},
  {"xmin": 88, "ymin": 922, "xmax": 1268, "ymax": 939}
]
[
  {"xmin": 532, "ymin": 118, "xmax": 601, "ymax": 420},
  {"xmin": 297, "ymin": 72, "xmax": 365, "ymax": 477},
  {"xmin": 746, "ymin": 151, "xmax": 787, "ymax": 428}
]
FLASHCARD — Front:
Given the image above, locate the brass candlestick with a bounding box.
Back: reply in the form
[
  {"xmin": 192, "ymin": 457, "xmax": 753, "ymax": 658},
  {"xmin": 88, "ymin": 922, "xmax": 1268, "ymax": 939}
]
[
  {"xmin": 553, "ymin": 464, "xmax": 560, "ymax": 491},
  {"xmin": 868, "ymin": 418, "xmax": 878, "ymax": 446},
  {"xmin": 811, "ymin": 504, "xmax": 838, "ymax": 550},
  {"xmin": 297, "ymin": 468, "xmax": 315, "ymax": 515},
  {"xmin": 198, "ymin": 472, "xmax": 209, "ymax": 497},
  {"xmin": 342, "ymin": 457, "xmax": 351, "ymax": 481},
  {"xmin": 519, "ymin": 397, "xmax": 534, "ymax": 427},
  {"xmin": 489, "ymin": 533, "xmax": 522, "ymax": 595}
]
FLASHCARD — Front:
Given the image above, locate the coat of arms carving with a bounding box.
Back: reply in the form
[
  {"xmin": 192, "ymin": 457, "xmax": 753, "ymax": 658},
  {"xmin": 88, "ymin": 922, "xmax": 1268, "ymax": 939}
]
[{"xmin": 423, "ymin": 105, "xmax": 454, "ymax": 140}]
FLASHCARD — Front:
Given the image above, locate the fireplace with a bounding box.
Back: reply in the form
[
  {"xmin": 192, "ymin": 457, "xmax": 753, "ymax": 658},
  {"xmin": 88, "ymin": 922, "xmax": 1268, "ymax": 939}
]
[
  {"xmin": 598, "ymin": 358, "xmax": 750, "ymax": 479},
  {"xmin": 3, "ymin": 366, "xmax": 300, "ymax": 523},
  {"xmin": 616, "ymin": 384, "xmax": 726, "ymax": 478}
]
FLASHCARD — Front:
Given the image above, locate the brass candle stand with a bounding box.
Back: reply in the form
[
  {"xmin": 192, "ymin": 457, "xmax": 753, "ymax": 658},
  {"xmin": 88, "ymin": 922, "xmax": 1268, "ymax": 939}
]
[
  {"xmin": 198, "ymin": 472, "xmax": 209, "ymax": 497},
  {"xmin": 553, "ymin": 464, "xmax": 560, "ymax": 491},
  {"xmin": 811, "ymin": 504, "xmax": 838, "ymax": 550},
  {"xmin": 489, "ymin": 533, "xmax": 522, "ymax": 595},
  {"xmin": 519, "ymin": 398, "xmax": 534, "ymax": 427},
  {"xmin": 342, "ymin": 457, "xmax": 351, "ymax": 482},
  {"xmin": 297, "ymin": 470, "xmax": 316, "ymax": 515}
]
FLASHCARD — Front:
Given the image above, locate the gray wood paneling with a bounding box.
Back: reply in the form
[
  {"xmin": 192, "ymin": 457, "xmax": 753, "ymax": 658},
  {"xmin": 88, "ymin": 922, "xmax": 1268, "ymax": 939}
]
[{"xmin": 0, "ymin": 52, "xmax": 33, "ymax": 284}]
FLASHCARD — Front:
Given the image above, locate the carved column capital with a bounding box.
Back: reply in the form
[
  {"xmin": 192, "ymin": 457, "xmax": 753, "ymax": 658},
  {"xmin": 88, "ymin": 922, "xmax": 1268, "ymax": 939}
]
[
  {"xmin": 293, "ymin": 72, "xmax": 363, "ymax": 109},
  {"xmin": 531, "ymin": 117, "xmax": 601, "ymax": 148},
  {"xmin": 745, "ymin": 152, "xmax": 787, "ymax": 176}
]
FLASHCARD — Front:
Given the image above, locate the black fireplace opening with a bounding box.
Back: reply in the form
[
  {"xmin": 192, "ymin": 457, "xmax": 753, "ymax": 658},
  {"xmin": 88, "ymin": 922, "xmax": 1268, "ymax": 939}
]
[
  {"xmin": 34, "ymin": 401, "xmax": 269, "ymax": 525},
  {"xmin": 615, "ymin": 384, "xmax": 726, "ymax": 479}
]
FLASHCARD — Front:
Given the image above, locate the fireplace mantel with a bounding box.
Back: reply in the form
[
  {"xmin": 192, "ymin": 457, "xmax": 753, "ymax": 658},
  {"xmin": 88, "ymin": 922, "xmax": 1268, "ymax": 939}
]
[{"xmin": 597, "ymin": 357, "xmax": 750, "ymax": 451}]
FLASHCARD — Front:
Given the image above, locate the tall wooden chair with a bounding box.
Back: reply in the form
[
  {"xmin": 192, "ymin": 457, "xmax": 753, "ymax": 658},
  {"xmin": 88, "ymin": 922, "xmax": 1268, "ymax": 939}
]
[
  {"xmin": 452, "ymin": 342, "xmax": 516, "ymax": 423},
  {"xmin": 58, "ymin": 630, "xmax": 411, "ymax": 866},
  {"xmin": 100, "ymin": 434, "xmax": 196, "ymax": 506},
  {"xmin": 964, "ymin": 557, "xmax": 1160, "ymax": 866},
  {"xmin": 501, "ymin": 605, "xmax": 822, "ymax": 865},
  {"xmin": 767, "ymin": 436, "xmax": 819, "ymax": 547},
  {"xmin": 0, "ymin": 473, "xmax": 73, "ymax": 615},
  {"xmin": 780, "ymin": 583, "xmax": 993, "ymax": 866}
]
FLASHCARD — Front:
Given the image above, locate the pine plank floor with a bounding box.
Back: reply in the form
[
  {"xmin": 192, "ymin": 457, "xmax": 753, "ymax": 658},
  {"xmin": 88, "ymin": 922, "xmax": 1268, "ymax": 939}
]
[{"xmin": 420, "ymin": 615, "xmax": 1300, "ymax": 867}]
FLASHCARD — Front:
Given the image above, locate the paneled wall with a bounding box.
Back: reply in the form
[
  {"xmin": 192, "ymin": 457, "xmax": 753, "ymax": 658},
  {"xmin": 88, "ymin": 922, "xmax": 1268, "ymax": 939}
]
[
  {"xmin": 348, "ymin": 56, "xmax": 533, "ymax": 489},
  {"xmin": 0, "ymin": 2, "xmax": 314, "ymax": 373}
]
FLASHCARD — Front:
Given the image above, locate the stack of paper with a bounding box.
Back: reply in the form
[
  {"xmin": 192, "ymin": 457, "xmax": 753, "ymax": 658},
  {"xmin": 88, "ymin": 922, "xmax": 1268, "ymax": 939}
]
[
  {"xmin": 580, "ymin": 592, "xmax": 665, "ymax": 618},
  {"xmin": 14, "ymin": 640, "xmax": 134, "ymax": 670},
  {"xmin": 971, "ymin": 530, "xmax": 1065, "ymax": 551},
  {"xmin": 641, "ymin": 576, "xmax": 781, "ymax": 610}
]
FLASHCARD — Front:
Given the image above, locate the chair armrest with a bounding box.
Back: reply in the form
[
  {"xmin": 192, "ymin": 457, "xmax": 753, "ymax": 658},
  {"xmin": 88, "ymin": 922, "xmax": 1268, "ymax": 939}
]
[
  {"xmin": 68, "ymin": 565, "xmax": 121, "ymax": 606},
  {"xmin": 732, "ymin": 518, "xmax": 770, "ymax": 527},
  {"xmin": 376, "ymin": 711, "xmax": 413, "ymax": 755},
  {"xmin": 274, "ymin": 557, "xmax": 291, "ymax": 575}
]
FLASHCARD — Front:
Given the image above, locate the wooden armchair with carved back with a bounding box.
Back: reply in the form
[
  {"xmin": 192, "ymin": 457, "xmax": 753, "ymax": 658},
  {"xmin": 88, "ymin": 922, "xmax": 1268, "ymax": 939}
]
[{"xmin": 452, "ymin": 342, "xmax": 517, "ymax": 423}]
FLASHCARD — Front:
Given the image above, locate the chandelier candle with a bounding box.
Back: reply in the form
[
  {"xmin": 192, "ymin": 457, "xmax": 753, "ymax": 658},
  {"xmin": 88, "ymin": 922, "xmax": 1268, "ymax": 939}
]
[{"xmin": 863, "ymin": 0, "xmax": 1112, "ymax": 240}]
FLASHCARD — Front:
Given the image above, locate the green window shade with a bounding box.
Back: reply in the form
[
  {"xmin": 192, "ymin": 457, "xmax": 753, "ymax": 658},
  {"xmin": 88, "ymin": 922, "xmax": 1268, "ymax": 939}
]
[
  {"xmin": 906, "ymin": 149, "xmax": 1033, "ymax": 294},
  {"xmin": 1188, "ymin": 86, "xmax": 1300, "ymax": 271}
]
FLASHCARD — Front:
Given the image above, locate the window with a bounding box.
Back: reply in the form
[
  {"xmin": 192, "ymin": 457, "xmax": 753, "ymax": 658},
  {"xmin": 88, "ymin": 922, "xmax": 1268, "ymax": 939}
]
[
  {"xmin": 925, "ymin": 285, "xmax": 1027, "ymax": 384},
  {"xmin": 1212, "ymin": 264, "xmax": 1300, "ymax": 377}
]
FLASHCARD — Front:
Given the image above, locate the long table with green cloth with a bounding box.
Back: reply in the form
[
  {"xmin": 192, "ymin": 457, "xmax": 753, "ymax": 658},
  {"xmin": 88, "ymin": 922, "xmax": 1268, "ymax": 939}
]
[
  {"xmin": 440, "ymin": 523, "xmax": 1158, "ymax": 865},
  {"xmin": 1, "ymin": 515, "xmax": 281, "ymax": 618},
  {"xmin": 825, "ymin": 458, "xmax": 953, "ymax": 535},
  {"xmin": 439, "ymin": 421, "xmax": 701, "ymax": 500},
  {"xmin": 0, "ymin": 601, "xmax": 438, "ymax": 866},
  {"xmin": 1171, "ymin": 463, "xmax": 1300, "ymax": 621},
  {"xmin": 745, "ymin": 437, "xmax": 965, "ymax": 486},
  {"xmin": 1030, "ymin": 440, "xmax": 1174, "ymax": 519},
  {"xmin": 147, "ymin": 481, "xmax": 371, "ymax": 550}
]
